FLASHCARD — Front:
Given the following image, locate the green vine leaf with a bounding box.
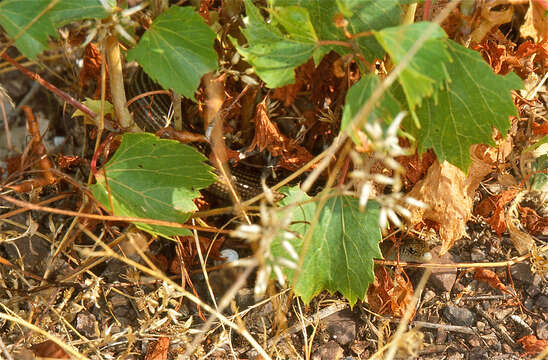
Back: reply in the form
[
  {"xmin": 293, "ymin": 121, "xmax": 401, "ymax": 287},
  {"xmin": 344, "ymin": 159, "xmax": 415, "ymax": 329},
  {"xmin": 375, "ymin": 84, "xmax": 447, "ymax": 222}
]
[
  {"xmin": 232, "ymin": 0, "xmax": 316, "ymax": 88},
  {"xmin": 374, "ymin": 22, "xmax": 451, "ymax": 113},
  {"xmin": 90, "ymin": 133, "xmax": 216, "ymax": 238},
  {"xmin": 236, "ymin": 0, "xmax": 403, "ymax": 88},
  {"xmin": 405, "ymin": 40, "xmax": 522, "ymax": 171},
  {"xmin": 272, "ymin": 187, "xmax": 382, "ymax": 306},
  {"xmin": 49, "ymin": 0, "xmax": 110, "ymax": 26},
  {"xmin": 339, "ymin": 0, "xmax": 404, "ymax": 62},
  {"xmin": 127, "ymin": 6, "xmax": 218, "ymax": 100},
  {"xmin": 341, "ymin": 74, "xmax": 403, "ymax": 141},
  {"xmin": 0, "ymin": 0, "xmax": 108, "ymax": 60}
]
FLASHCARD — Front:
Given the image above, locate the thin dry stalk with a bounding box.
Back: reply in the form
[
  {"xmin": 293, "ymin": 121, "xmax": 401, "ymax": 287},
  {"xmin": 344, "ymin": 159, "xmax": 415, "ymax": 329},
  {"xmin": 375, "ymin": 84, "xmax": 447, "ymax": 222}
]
[
  {"xmin": 0, "ymin": 312, "xmax": 87, "ymax": 359},
  {"xmin": 77, "ymin": 223, "xmax": 271, "ymax": 359}
]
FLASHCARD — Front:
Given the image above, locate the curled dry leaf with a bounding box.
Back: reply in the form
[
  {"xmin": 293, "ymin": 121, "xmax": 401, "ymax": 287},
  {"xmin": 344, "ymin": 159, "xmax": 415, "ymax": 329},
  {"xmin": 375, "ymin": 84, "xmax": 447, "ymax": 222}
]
[
  {"xmin": 473, "ymin": 268, "xmax": 513, "ymax": 296},
  {"xmin": 517, "ymin": 334, "xmax": 547, "ymax": 356},
  {"xmin": 407, "ymin": 161, "xmax": 471, "ymax": 254},
  {"xmin": 273, "ymin": 59, "xmax": 314, "ymax": 107},
  {"xmin": 475, "ymin": 188, "xmax": 519, "ymax": 236},
  {"xmin": 367, "ymin": 266, "xmax": 416, "ymax": 319},
  {"xmin": 470, "ymin": 0, "xmax": 514, "ymax": 43},
  {"xmin": 31, "ymin": 340, "xmax": 69, "ymax": 359},
  {"xmin": 248, "ymin": 98, "xmax": 313, "ymax": 170},
  {"xmin": 520, "ymin": 0, "xmax": 548, "ymax": 43},
  {"xmin": 408, "ymin": 143, "xmax": 509, "ymax": 254},
  {"xmin": 520, "ymin": 205, "xmax": 548, "ymax": 235},
  {"xmin": 80, "ymin": 42, "xmax": 105, "ymax": 99},
  {"xmin": 145, "ymin": 336, "xmax": 170, "ymax": 360},
  {"xmin": 506, "ymin": 191, "xmax": 535, "ymax": 254}
]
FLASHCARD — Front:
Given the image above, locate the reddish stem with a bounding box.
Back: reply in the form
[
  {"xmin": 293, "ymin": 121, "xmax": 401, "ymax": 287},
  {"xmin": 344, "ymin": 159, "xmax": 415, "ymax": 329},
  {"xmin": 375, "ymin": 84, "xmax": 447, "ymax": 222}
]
[{"xmin": 0, "ymin": 53, "xmax": 97, "ymax": 119}]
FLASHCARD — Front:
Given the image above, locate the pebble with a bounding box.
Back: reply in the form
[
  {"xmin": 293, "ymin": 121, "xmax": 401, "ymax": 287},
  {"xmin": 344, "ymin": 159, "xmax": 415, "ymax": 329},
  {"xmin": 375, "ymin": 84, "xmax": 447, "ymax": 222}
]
[
  {"xmin": 428, "ymin": 246, "xmax": 457, "ymax": 292},
  {"xmin": 75, "ymin": 311, "xmax": 98, "ymax": 339},
  {"xmin": 442, "ymin": 305, "xmax": 475, "ymax": 327},
  {"xmin": 527, "ymin": 284, "xmax": 541, "ymax": 297},
  {"xmin": 312, "ymin": 340, "xmax": 344, "ymax": 360},
  {"xmin": 494, "ymin": 307, "xmax": 513, "ymax": 321},
  {"xmin": 537, "ymin": 321, "xmax": 548, "ymax": 340},
  {"xmin": 510, "ymin": 263, "xmax": 534, "ymax": 285},
  {"xmin": 524, "ymin": 298, "xmax": 535, "ymax": 311},
  {"xmin": 323, "ymin": 310, "xmax": 356, "ymax": 346},
  {"xmin": 470, "ymin": 248, "xmax": 486, "ymax": 262},
  {"xmin": 536, "ymin": 295, "xmax": 548, "ymax": 311},
  {"xmin": 235, "ymin": 287, "xmax": 254, "ymax": 309}
]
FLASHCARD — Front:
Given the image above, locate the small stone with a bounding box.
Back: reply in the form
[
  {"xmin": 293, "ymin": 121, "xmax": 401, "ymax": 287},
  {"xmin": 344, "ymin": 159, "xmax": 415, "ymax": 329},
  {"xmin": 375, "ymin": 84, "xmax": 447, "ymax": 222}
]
[
  {"xmin": 527, "ymin": 285, "xmax": 541, "ymax": 297},
  {"xmin": 442, "ymin": 306, "xmax": 475, "ymax": 327},
  {"xmin": 469, "ymin": 336, "xmax": 481, "ymax": 347},
  {"xmin": 470, "ymin": 248, "xmax": 485, "ymax": 262},
  {"xmin": 323, "ymin": 310, "xmax": 356, "ymax": 346},
  {"xmin": 494, "ymin": 307, "xmax": 513, "ymax": 321},
  {"xmin": 524, "ymin": 298, "xmax": 535, "ymax": 311},
  {"xmin": 235, "ymin": 287, "xmax": 254, "ymax": 309},
  {"xmin": 536, "ymin": 321, "xmax": 548, "ymax": 340},
  {"xmin": 476, "ymin": 321, "xmax": 486, "ymax": 332},
  {"xmin": 111, "ymin": 293, "xmax": 132, "ymax": 319},
  {"xmin": 75, "ymin": 311, "xmax": 98, "ymax": 339},
  {"xmin": 312, "ymin": 340, "xmax": 344, "ymax": 360},
  {"xmin": 536, "ymin": 295, "xmax": 548, "ymax": 311},
  {"xmin": 428, "ymin": 246, "xmax": 457, "ymax": 293},
  {"xmin": 510, "ymin": 263, "xmax": 534, "ymax": 285}
]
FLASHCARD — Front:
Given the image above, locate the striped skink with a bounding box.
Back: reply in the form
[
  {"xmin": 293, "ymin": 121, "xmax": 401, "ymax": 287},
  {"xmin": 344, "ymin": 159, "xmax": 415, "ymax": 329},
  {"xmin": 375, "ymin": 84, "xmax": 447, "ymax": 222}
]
[{"xmin": 126, "ymin": 68, "xmax": 276, "ymax": 202}]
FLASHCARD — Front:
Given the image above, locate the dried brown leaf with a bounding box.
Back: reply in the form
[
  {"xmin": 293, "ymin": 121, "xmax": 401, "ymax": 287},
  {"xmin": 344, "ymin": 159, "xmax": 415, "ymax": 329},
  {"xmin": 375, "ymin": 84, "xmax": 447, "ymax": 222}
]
[
  {"xmin": 407, "ymin": 142, "xmax": 508, "ymax": 254},
  {"xmin": 520, "ymin": 206, "xmax": 548, "ymax": 235},
  {"xmin": 80, "ymin": 42, "xmax": 105, "ymax": 98},
  {"xmin": 506, "ymin": 192, "xmax": 535, "ymax": 254},
  {"xmin": 470, "ymin": 0, "xmax": 514, "ymax": 43},
  {"xmin": 473, "ymin": 268, "xmax": 513, "ymax": 295},
  {"xmin": 145, "ymin": 337, "xmax": 170, "ymax": 360},
  {"xmin": 407, "ymin": 161, "xmax": 473, "ymax": 255},
  {"xmin": 248, "ymin": 99, "xmax": 313, "ymax": 170},
  {"xmin": 520, "ymin": 0, "xmax": 548, "ymax": 43},
  {"xmin": 477, "ymin": 189, "xmax": 519, "ymax": 236},
  {"xmin": 273, "ymin": 59, "xmax": 314, "ymax": 107},
  {"xmin": 517, "ymin": 334, "xmax": 547, "ymax": 356},
  {"xmin": 31, "ymin": 340, "xmax": 69, "ymax": 359},
  {"xmin": 367, "ymin": 266, "xmax": 415, "ymax": 319}
]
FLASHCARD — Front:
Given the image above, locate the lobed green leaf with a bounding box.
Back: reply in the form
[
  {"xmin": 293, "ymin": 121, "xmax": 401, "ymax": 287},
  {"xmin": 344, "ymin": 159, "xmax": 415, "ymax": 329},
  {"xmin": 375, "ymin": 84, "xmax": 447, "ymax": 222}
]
[
  {"xmin": 405, "ymin": 40, "xmax": 522, "ymax": 171},
  {"xmin": 91, "ymin": 133, "xmax": 216, "ymax": 238},
  {"xmin": 272, "ymin": 187, "xmax": 382, "ymax": 306},
  {"xmin": 0, "ymin": 0, "xmax": 108, "ymax": 60},
  {"xmin": 127, "ymin": 6, "xmax": 218, "ymax": 100}
]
